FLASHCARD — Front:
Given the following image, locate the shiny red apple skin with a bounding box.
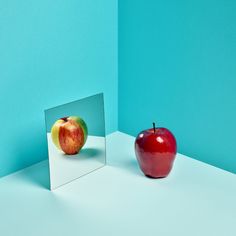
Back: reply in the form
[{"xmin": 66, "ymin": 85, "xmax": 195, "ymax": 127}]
[
  {"xmin": 59, "ymin": 120, "xmax": 84, "ymax": 155},
  {"xmin": 135, "ymin": 127, "xmax": 177, "ymax": 178},
  {"xmin": 51, "ymin": 116, "xmax": 88, "ymax": 155}
]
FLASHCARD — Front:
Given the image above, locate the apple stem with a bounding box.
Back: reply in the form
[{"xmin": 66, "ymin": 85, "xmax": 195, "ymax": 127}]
[
  {"xmin": 61, "ymin": 117, "xmax": 68, "ymax": 122},
  {"xmin": 153, "ymin": 122, "xmax": 156, "ymax": 133}
]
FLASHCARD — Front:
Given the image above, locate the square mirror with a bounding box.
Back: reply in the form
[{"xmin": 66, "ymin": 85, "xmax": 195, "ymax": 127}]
[{"xmin": 45, "ymin": 93, "xmax": 106, "ymax": 190}]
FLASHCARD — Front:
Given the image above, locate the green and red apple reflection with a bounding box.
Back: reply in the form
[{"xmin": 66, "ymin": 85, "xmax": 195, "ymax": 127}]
[{"xmin": 51, "ymin": 116, "xmax": 88, "ymax": 155}]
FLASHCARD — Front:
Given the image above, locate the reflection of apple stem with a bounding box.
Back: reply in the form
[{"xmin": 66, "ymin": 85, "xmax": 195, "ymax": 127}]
[{"xmin": 153, "ymin": 122, "xmax": 156, "ymax": 133}]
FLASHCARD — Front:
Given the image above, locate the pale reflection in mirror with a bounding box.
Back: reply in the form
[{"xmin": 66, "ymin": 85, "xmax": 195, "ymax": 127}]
[{"xmin": 44, "ymin": 93, "xmax": 106, "ymax": 190}]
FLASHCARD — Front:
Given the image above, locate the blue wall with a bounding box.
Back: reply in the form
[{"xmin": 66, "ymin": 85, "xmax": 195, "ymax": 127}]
[
  {"xmin": 119, "ymin": 0, "xmax": 236, "ymax": 173},
  {"xmin": 0, "ymin": 0, "xmax": 117, "ymax": 177},
  {"xmin": 1, "ymin": 0, "xmax": 236, "ymax": 177}
]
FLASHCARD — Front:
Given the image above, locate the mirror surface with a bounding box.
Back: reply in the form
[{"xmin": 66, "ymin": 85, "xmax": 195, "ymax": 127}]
[{"xmin": 45, "ymin": 93, "xmax": 106, "ymax": 190}]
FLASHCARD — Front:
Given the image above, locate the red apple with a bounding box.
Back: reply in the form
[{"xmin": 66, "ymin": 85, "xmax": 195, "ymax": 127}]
[
  {"xmin": 51, "ymin": 116, "xmax": 88, "ymax": 155},
  {"xmin": 135, "ymin": 123, "xmax": 177, "ymax": 178}
]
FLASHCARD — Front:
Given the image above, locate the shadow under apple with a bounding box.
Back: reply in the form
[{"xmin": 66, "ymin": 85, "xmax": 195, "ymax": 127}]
[{"xmin": 63, "ymin": 147, "xmax": 103, "ymax": 160}]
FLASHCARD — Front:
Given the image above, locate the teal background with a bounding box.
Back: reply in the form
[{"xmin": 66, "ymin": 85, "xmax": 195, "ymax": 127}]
[
  {"xmin": 1, "ymin": 0, "xmax": 236, "ymax": 177},
  {"xmin": 0, "ymin": 0, "xmax": 117, "ymax": 177},
  {"xmin": 119, "ymin": 0, "xmax": 236, "ymax": 173},
  {"xmin": 45, "ymin": 93, "xmax": 105, "ymax": 136}
]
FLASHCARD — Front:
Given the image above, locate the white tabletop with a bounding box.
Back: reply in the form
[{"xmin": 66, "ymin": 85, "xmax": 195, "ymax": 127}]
[
  {"xmin": 47, "ymin": 134, "xmax": 105, "ymax": 190},
  {"xmin": 0, "ymin": 132, "xmax": 235, "ymax": 236}
]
